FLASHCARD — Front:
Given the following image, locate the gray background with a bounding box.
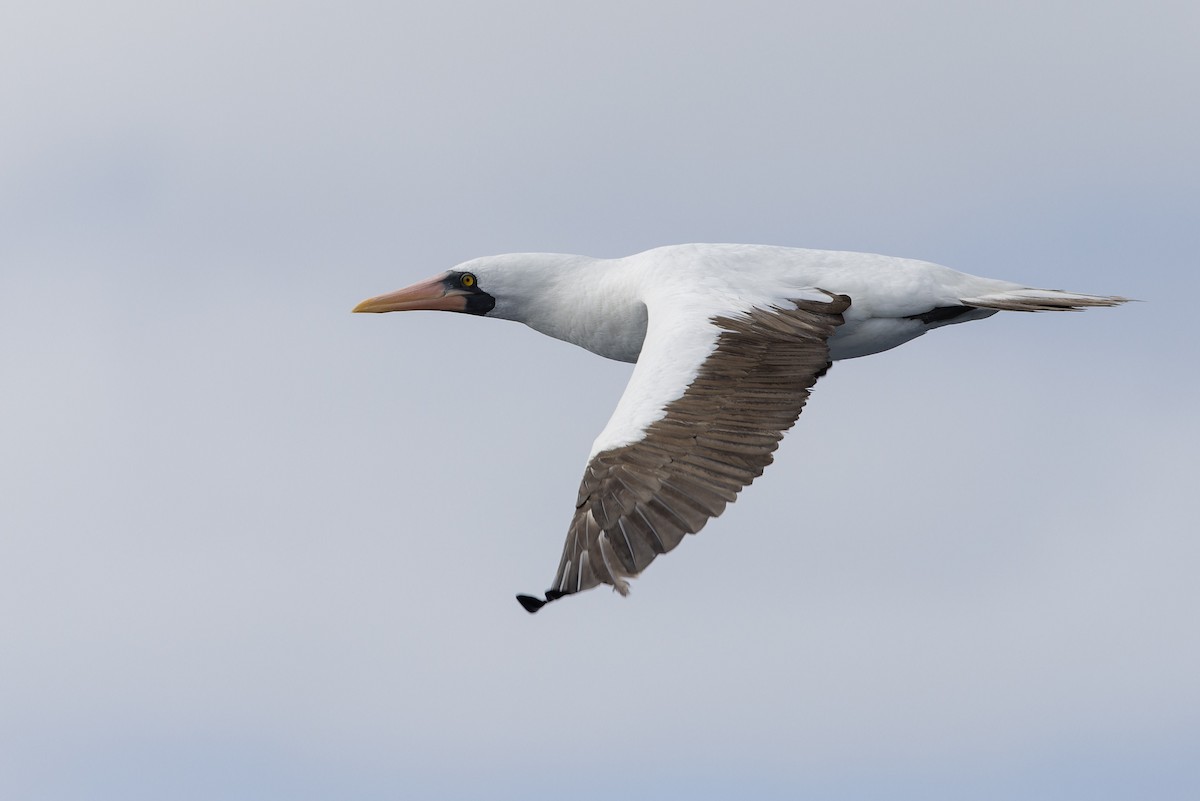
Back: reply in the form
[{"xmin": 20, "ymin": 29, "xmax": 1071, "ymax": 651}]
[{"xmin": 2, "ymin": 1, "xmax": 1197, "ymax": 799}]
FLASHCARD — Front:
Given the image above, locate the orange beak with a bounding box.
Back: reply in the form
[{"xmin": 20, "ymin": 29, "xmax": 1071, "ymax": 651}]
[{"xmin": 353, "ymin": 273, "xmax": 469, "ymax": 313}]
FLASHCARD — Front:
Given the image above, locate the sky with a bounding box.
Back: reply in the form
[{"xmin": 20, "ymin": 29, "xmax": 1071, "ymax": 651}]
[{"xmin": 2, "ymin": 1, "xmax": 1198, "ymax": 799}]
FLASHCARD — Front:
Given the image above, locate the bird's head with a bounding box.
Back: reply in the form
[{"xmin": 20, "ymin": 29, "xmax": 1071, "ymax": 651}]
[{"xmin": 353, "ymin": 253, "xmax": 577, "ymax": 322}]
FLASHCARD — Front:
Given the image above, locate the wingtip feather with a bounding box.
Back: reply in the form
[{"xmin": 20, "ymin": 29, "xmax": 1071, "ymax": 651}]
[
  {"xmin": 516, "ymin": 589, "xmax": 572, "ymax": 614},
  {"xmin": 516, "ymin": 594, "xmax": 546, "ymax": 614}
]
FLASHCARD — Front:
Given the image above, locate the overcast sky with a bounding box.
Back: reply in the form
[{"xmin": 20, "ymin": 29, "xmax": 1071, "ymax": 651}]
[{"xmin": 2, "ymin": 2, "xmax": 1198, "ymax": 799}]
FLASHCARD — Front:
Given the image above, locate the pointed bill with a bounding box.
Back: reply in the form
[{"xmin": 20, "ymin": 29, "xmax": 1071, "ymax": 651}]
[{"xmin": 353, "ymin": 273, "xmax": 467, "ymax": 313}]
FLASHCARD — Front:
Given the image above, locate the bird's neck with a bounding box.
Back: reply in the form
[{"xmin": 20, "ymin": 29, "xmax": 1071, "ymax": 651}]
[{"xmin": 498, "ymin": 255, "xmax": 648, "ymax": 363}]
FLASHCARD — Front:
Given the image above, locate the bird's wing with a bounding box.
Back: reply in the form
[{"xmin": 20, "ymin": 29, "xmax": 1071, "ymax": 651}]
[{"xmin": 517, "ymin": 289, "xmax": 851, "ymax": 612}]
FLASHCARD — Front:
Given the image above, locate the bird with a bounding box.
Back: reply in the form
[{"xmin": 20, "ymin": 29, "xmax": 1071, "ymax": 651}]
[{"xmin": 354, "ymin": 243, "xmax": 1128, "ymax": 613}]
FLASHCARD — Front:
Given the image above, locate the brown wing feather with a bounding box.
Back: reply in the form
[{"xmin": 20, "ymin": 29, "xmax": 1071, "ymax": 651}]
[{"xmin": 516, "ymin": 293, "xmax": 850, "ymax": 613}]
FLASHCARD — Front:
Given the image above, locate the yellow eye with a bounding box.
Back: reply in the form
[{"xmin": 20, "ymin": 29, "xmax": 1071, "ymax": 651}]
[{"xmin": 461, "ymin": 273, "xmax": 476, "ymax": 288}]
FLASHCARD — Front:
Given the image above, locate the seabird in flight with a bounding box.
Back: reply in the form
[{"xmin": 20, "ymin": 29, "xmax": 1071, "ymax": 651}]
[{"xmin": 354, "ymin": 244, "xmax": 1127, "ymax": 613}]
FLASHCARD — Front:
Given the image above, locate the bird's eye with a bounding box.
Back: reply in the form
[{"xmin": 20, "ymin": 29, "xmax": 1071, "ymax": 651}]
[{"xmin": 461, "ymin": 273, "xmax": 477, "ymax": 288}]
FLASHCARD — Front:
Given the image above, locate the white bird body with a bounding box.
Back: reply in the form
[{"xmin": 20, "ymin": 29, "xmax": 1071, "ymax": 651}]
[
  {"xmin": 464, "ymin": 244, "xmax": 1021, "ymax": 363},
  {"xmin": 355, "ymin": 243, "xmax": 1127, "ymax": 612}
]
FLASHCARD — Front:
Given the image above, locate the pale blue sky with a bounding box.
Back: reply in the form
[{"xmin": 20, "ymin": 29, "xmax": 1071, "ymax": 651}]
[{"xmin": 2, "ymin": 2, "xmax": 1197, "ymax": 799}]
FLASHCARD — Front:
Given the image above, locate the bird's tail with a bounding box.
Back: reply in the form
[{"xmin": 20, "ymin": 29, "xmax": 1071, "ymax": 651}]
[{"xmin": 958, "ymin": 287, "xmax": 1131, "ymax": 312}]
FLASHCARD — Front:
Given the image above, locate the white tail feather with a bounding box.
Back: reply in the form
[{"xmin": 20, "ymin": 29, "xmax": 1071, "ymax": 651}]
[{"xmin": 959, "ymin": 288, "xmax": 1131, "ymax": 312}]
